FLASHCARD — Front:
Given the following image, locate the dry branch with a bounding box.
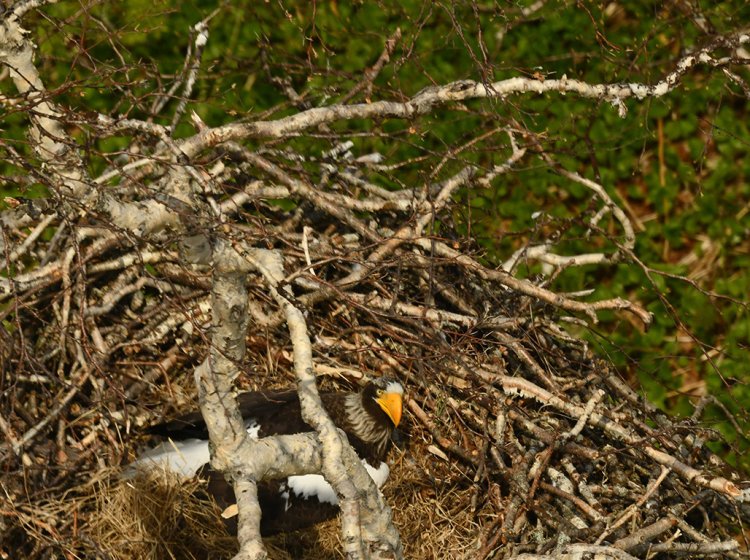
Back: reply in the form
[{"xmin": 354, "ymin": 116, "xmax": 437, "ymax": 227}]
[{"xmin": 2, "ymin": 3, "xmax": 750, "ymax": 560}]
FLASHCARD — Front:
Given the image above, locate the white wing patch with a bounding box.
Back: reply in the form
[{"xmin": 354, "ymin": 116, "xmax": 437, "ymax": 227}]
[
  {"xmin": 245, "ymin": 419, "xmax": 260, "ymax": 439},
  {"xmin": 364, "ymin": 460, "xmax": 390, "ymax": 487},
  {"xmin": 279, "ymin": 459, "xmax": 390, "ymax": 510},
  {"xmin": 287, "ymin": 474, "xmax": 338, "ymax": 506},
  {"xmin": 127, "ymin": 419, "xmax": 260, "ymax": 478},
  {"xmin": 128, "ymin": 438, "xmax": 209, "ymax": 477}
]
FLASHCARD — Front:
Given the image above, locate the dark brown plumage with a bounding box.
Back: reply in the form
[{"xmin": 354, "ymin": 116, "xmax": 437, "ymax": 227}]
[{"xmin": 133, "ymin": 378, "xmax": 404, "ymax": 535}]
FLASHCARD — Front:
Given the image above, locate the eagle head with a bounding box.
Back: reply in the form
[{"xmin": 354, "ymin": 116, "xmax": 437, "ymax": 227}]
[
  {"xmin": 365, "ymin": 377, "xmax": 403, "ymax": 428},
  {"xmin": 345, "ymin": 377, "xmax": 404, "ymax": 456}
]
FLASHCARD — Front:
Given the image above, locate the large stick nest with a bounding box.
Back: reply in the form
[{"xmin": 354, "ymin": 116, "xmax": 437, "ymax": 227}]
[{"xmin": 2, "ymin": 130, "xmax": 749, "ymax": 559}]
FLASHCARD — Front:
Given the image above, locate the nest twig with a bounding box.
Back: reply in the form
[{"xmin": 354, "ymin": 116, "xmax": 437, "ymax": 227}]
[
  {"xmin": 2, "ymin": 9, "xmax": 750, "ymax": 557},
  {"xmin": 3, "ymin": 143, "xmax": 749, "ymax": 557}
]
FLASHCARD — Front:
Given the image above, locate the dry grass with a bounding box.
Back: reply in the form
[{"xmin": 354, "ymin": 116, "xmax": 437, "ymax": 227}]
[
  {"xmin": 84, "ymin": 435, "xmax": 479, "ymax": 560},
  {"xmin": 90, "ymin": 470, "xmax": 237, "ymax": 560},
  {"xmin": 386, "ymin": 447, "xmax": 482, "ymax": 559}
]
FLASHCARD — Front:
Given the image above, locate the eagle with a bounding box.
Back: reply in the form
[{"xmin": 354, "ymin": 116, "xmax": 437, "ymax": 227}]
[{"xmin": 129, "ymin": 377, "xmax": 404, "ymax": 535}]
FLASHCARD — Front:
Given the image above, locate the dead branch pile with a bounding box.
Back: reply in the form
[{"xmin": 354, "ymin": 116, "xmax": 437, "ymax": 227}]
[
  {"xmin": 2, "ymin": 5, "xmax": 750, "ymax": 558},
  {"xmin": 2, "ymin": 127, "xmax": 749, "ymax": 559}
]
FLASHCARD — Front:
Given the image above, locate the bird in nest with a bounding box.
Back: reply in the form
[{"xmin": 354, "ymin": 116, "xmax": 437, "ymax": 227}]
[{"xmin": 128, "ymin": 377, "xmax": 404, "ymax": 536}]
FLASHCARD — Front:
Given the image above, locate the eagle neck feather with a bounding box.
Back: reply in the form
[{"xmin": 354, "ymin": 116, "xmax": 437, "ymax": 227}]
[{"xmin": 344, "ymin": 393, "xmax": 390, "ymax": 456}]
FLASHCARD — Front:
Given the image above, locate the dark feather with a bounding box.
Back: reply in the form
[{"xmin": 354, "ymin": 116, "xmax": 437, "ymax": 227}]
[
  {"xmin": 200, "ymin": 467, "xmax": 343, "ymax": 536},
  {"xmin": 140, "ymin": 379, "xmax": 402, "ymax": 536},
  {"xmin": 147, "ymin": 390, "xmax": 302, "ymax": 439}
]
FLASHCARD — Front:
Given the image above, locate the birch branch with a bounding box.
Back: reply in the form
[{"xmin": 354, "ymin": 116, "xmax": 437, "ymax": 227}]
[
  {"xmin": 0, "ymin": 0, "xmax": 89, "ymax": 197},
  {"xmin": 191, "ymin": 241, "xmax": 321, "ymax": 560},
  {"xmin": 175, "ymin": 32, "xmax": 750, "ymax": 157},
  {"xmin": 247, "ymin": 248, "xmax": 403, "ymax": 560}
]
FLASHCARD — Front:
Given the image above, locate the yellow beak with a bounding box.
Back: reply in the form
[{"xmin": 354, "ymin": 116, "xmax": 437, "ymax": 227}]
[{"xmin": 376, "ymin": 392, "xmax": 403, "ymax": 427}]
